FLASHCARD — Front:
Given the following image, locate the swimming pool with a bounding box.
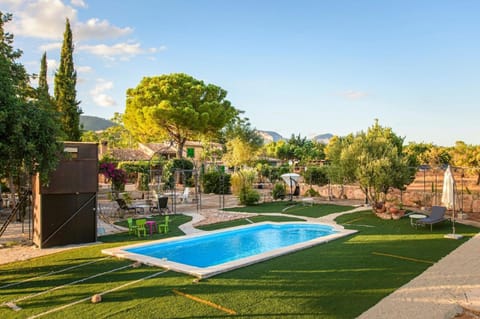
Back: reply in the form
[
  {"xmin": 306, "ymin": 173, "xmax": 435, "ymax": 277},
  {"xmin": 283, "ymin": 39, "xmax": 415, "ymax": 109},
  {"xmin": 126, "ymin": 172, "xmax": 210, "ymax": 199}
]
[{"xmin": 102, "ymin": 222, "xmax": 356, "ymax": 278}]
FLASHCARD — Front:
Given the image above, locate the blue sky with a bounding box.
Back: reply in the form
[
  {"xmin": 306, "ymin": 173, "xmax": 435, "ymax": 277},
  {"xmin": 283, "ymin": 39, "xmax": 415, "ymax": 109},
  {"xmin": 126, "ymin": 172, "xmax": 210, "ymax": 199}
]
[{"xmin": 2, "ymin": 0, "xmax": 479, "ymax": 146}]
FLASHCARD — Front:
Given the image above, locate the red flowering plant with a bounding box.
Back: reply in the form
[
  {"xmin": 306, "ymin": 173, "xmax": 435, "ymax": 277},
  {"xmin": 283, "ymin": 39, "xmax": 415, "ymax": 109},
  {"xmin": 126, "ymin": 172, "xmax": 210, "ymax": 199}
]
[{"xmin": 99, "ymin": 162, "xmax": 127, "ymax": 191}]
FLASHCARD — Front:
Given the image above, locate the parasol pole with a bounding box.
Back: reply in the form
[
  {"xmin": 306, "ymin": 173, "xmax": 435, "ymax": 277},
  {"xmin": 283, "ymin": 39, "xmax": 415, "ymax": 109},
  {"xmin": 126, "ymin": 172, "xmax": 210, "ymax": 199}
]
[{"xmin": 444, "ymin": 165, "xmax": 463, "ymax": 240}]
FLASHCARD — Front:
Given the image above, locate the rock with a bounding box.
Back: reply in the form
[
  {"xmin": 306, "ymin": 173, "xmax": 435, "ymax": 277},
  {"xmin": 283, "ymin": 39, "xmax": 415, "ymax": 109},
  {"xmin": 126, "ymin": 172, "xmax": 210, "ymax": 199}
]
[{"xmin": 91, "ymin": 294, "xmax": 102, "ymax": 303}]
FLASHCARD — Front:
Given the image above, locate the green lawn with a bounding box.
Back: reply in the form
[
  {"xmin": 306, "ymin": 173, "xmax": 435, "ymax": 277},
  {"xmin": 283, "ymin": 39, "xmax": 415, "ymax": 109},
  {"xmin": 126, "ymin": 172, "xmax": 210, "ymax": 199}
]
[
  {"xmin": 196, "ymin": 215, "xmax": 303, "ymax": 231},
  {"xmin": 225, "ymin": 201, "xmax": 356, "ymax": 217},
  {"xmin": 0, "ymin": 205, "xmax": 478, "ymax": 319}
]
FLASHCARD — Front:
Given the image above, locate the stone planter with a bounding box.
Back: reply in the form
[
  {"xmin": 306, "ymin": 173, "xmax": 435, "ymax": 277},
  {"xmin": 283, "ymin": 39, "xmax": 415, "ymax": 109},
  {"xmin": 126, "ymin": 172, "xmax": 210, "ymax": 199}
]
[
  {"xmin": 391, "ymin": 209, "xmax": 405, "ymax": 220},
  {"xmin": 389, "ymin": 207, "xmax": 399, "ymax": 214}
]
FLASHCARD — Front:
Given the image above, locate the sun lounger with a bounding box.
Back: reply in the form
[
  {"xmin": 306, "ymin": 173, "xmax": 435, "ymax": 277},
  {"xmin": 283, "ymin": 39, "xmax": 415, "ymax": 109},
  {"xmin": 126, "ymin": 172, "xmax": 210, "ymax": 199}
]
[{"xmin": 416, "ymin": 206, "xmax": 448, "ymax": 231}]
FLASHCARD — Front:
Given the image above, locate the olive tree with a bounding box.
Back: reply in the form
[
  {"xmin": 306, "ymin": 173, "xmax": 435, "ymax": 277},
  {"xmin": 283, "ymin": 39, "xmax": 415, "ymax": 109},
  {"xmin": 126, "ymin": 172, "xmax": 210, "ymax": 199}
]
[{"xmin": 326, "ymin": 120, "xmax": 412, "ymax": 206}]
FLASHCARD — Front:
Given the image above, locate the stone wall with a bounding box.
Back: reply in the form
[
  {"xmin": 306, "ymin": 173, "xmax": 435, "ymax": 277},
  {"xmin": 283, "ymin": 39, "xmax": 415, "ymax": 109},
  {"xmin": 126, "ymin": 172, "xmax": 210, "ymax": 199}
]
[{"xmin": 302, "ymin": 183, "xmax": 480, "ymax": 213}]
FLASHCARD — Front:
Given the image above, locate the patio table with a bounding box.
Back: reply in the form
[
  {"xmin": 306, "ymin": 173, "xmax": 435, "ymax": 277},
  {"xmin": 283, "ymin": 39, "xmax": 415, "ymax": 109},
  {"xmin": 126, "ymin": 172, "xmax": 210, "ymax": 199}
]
[
  {"xmin": 145, "ymin": 220, "xmax": 157, "ymax": 235},
  {"xmin": 409, "ymin": 213, "xmax": 427, "ymax": 228}
]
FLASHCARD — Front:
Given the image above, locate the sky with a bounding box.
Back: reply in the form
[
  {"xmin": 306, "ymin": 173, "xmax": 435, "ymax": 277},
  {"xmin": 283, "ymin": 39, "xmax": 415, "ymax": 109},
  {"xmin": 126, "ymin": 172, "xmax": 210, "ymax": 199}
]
[{"xmin": 1, "ymin": 0, "xmax": 479, "ymax": 147}]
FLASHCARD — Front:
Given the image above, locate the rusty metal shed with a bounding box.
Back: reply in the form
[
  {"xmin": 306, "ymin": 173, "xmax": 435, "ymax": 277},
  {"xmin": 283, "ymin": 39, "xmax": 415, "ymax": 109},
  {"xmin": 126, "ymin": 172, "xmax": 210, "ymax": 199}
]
[{"xmin": 33, "ymin": 142, "xmax": 98, "ymax": 248}]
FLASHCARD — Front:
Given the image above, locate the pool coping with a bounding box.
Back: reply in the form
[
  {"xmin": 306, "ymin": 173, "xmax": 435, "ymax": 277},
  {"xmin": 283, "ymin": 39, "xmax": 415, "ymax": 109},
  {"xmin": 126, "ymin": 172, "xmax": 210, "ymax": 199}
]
[{"xmin": 102, "ymin": 221, "xmax": 357, "ymax": 279}]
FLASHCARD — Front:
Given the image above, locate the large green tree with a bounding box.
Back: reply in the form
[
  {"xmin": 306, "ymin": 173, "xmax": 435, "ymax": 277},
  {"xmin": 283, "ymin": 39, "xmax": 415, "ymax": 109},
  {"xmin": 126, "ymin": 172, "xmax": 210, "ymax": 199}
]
[
  {"xmin": 124, "ymin": 73, "xmax": 239, "ymax": 158},
  {"xmin": 274, "ymin": 134, "xmax": 325, "ymax": 164},
  {"xmin": 54, "ymin": 18, "xmax": 82, "ymax": 141},
  {"xmin": 326, "ymin": 120, "xmax": 413, "ymax": 206},
  {"xmin": 221, "ymin": 117, "xmax": 263, "ymax": 168},
  {"xmin": 451, "ymin": 141, "xmax": 480, "ymax": 184},
  {"xmin": 0, "ymin": 12, "xmax": 62, "ymax": 191}
]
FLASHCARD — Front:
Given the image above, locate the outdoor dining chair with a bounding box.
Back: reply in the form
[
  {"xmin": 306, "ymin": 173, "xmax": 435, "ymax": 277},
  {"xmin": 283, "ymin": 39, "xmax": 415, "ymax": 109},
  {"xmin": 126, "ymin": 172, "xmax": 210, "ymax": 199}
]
[
  {"xmin": 127, "ymin": 218, "xmax": 138, "ymax": 235},
  {"xmin": 157, "ymin": 216, "xmax": 170, "ymax": 234},
  {"xmin": 135, "ymin": 218, "xmax": 147, "ymax": 237}
]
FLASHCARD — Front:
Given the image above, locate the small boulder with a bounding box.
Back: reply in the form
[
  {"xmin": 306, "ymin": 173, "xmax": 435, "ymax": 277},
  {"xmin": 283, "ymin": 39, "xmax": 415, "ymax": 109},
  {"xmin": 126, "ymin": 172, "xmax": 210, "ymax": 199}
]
[{"xmin": 91, "ymin": 294, "xmax": 102, "ymax": 303}]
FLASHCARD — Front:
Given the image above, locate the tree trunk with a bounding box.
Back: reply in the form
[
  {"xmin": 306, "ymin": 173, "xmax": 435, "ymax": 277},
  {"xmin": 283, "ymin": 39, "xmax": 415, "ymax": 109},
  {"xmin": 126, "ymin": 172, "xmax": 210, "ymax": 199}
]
[{"xmin": 177, "ymin": 140, "xmax": 185, "ymax": 158}]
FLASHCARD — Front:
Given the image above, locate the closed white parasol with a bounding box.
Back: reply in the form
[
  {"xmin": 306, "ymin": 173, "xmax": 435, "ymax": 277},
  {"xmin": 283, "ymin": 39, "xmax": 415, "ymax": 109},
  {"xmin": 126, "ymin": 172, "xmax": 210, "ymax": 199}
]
[
  {"xmin": 441, "ymin": 165, "xmax": 455, "ymax": 210},
  {"xmin": 281, "ymin": 173, "xmax": 300, "ymax": 201},
  {"xmin": 442, "ymin": 165, "xmax": 462, "ymax": 239}
]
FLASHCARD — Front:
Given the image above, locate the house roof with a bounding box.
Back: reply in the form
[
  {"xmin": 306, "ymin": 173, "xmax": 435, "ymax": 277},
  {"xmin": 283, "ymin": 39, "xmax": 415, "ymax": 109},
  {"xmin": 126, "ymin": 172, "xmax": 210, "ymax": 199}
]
[
  {"xmin": 140, "ymin": 143, "xmax": 176, "ymax": 157},
  {"xmin": 103, "ymin": 141, "xmax": 220, "ymax": 162},
  {"xmin": 110, "ymin": 149, "xmax": 151, "ymax": 161}
]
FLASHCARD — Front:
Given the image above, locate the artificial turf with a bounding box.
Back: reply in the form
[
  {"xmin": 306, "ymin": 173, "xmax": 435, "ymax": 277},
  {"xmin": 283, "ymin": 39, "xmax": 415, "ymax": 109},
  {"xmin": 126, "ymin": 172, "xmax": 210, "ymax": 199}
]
[
  {"xmin": 0, "ymin": 204, "xmax": 478, "ymax": 319},
  {"xmin": 225, "ymin": 201, "xmax": 356, "ymax": 217}
]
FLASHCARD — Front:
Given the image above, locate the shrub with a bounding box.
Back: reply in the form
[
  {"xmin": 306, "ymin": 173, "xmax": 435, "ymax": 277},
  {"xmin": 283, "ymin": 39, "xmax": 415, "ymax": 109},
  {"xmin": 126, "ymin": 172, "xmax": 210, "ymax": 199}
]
[
  {"xmin": 239, "ymin": 188, "xmax": 260, "ymax": 205},
  {"xmin": 99, "ymin": 162, "xmax": 127, "ymax": 191},
  {"xmin": 163, "ymin": 158, "xmax": 194, "ymax": 189},
  {"xmin": 272, "ymin": 182, "xmax": 286, "ymax": 200},
  {"xmin": 303, "ymin": 166, "xmax": 329, "ymax": 186},
  {"xmin": 231, "ymin": 168, "xmax": 257, "ymax": 196},
  {"xmin": 304, "ymin": 187, "xmax": 319, "ymax": 197},
  {"xmin": 202, "ymin": 171, "xmax": 231, "ymax": 194}
]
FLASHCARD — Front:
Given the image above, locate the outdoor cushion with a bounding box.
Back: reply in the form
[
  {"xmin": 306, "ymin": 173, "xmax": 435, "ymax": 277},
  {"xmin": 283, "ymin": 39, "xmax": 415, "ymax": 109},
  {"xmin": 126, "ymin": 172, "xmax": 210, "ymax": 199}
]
[{"xmin": 417, "ymin": 206, "xmax": 448, "ymax": 231}]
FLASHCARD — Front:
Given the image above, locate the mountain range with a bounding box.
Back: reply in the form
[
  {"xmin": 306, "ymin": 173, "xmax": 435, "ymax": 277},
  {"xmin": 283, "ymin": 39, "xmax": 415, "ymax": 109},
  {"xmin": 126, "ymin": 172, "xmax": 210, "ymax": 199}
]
[{"xmin": 80, "ymin": 115, "xmax": 333, "ymax": 143}]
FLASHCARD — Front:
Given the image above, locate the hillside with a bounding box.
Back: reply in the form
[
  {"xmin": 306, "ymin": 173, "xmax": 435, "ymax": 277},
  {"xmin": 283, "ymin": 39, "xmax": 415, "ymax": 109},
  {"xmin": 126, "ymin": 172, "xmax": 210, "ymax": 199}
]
[
  {"xmin": 80, "ymin": 115, "xmax": 115, "ymax": 131},
  {"xmin": 312, "ymin": 133, "xmax": 333, "ymax": 144},
  {"xmin": 80, "ymin": 116, "xmax": 333, "ymax": 143},
  {"xmin": 257, "ymin": 130, "xmax": 284, "ymax": 143}
]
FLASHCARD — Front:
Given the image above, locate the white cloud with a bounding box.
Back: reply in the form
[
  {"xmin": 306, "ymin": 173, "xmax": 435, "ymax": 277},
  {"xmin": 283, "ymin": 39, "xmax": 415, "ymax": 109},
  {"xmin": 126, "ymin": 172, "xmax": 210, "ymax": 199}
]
[
  {"xmin": 4, "ymin": 0, "xmax": 132, "ymax": 41},
  {"xmin": 70, "ymin": 0, "xmax": 86, "ymax": 8},
  {"xmin": 75, "ymin": 18, "xmax": 132, "ymax": 40},
  {"xmin": 40, "ymin": 42, "xmax": 62, "ymax": 52},
  {"xmin": 0, "ymin": 0, "xmax": 22, "ymax": 7},
  {"xmin": 77, "ymin": 65, "xmax": 93, "ymax": 73},
  {"xmin": 339, "ymin": 90, "xmax": 369, "ymax": 100},
  {"xmin": 93, "ymin": 94, "xmax": 116, "ymax": 107},
  {"xmin": 47, "ymin": 59, "xmax": 58, "ymax": 71},
  {"xmin": 90, "ymin": 79, "xmax": 116, "ymax": 107},
  {"xmin": 7, "ymin": 0, "xmax": 78, "ymax": 40},
  {"xmin": 79, "ymin": 42, "xmax": 163, "ymax": 60}
]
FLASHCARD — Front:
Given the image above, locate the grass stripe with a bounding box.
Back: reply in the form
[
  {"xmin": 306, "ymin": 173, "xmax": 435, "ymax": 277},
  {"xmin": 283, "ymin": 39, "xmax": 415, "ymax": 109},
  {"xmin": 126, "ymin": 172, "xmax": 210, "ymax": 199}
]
[
  {"xmin": 173, "ymin": 289, "xmax": 237, "ymax": 315},
  {"xmin": 281, "ymin": 204, "xmax": 298, "ymax": 212},
  {"xmin": 343, "ymin": 217, "xmax": 365, "ymax": 224},
  {"xmin": 0, "ymin": 257, "xmax": 111, "ymax": 289},
  {"xmin": 372, "ymin": 252, "xmax": 435, "ymax": 264},
  {"xmin": 27, "ymin": 269, "xmax": 169, "ymax": 319},
  {"xmin": 4, "ymin": 262, "xmax": 135, "ymax": 306}
]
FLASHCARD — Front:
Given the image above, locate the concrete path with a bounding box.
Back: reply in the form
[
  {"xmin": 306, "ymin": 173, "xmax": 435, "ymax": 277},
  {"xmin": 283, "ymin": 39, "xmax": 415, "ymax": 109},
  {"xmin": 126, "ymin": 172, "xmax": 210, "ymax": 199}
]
[
  {"xmin": 358, "ymin": 232, "xmax": 480, "ymax": 318},
  {"xmin": 178, "ymin": 211, "xmax": 206, "ymax": 234}
]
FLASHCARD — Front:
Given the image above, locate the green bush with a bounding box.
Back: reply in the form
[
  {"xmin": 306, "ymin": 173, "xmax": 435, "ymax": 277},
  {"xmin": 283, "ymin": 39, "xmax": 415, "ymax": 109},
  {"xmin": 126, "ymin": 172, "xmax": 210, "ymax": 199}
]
[
  {"xmin": 231, "ymin": 168, "xmax": 257, "ymax": 195},
  {"xmin": 303, "ymin": 166, "xmax": 329, "ymax": 186},
  {"xmin": 202, "ymin": 171, "xmax": 231, "ymax": 194},
  {"xmin": 239, "ymin": 188, "xmax": 260, "ymax": 205},
  {"xmin": 163, "ymin": 158, "xmax": 195, "ymax": 189},
  {"xmin": 272, "ymin": 182, "xmax": 286, "ymax": 200},
  {"xmin": 304, "ymin": 187, "xmax": 319, "ymax": 197}
]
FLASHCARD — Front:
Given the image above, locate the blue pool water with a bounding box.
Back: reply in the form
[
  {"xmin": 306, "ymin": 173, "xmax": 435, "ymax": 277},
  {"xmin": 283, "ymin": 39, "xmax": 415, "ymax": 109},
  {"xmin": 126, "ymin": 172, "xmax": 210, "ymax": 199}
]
[{"xmin": 126, "ymin": 223, "xmax": 337, "ymax": 268}]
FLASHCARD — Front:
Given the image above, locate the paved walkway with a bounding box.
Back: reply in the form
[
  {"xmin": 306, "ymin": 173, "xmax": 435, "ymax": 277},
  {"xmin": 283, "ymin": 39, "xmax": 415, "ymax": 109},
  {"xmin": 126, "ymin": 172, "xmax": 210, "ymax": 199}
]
[{"xmin": 358, "ymin": 232, "xmax": 480, "ymax": 318}]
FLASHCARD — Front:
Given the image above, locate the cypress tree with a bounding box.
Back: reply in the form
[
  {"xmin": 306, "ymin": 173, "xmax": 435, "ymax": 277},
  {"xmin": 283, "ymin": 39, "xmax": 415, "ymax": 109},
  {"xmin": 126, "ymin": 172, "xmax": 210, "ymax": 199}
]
[
  {"xmin": 54, "ymin": 18, "xmax": 82, "ymax": 141},
  {"xmin": 37, "ymin": 51, "xmax": 55, "ymax": 110},
  {"xmin": 39, "ymin": 52, "xmax": 48, "ymax": 93}
]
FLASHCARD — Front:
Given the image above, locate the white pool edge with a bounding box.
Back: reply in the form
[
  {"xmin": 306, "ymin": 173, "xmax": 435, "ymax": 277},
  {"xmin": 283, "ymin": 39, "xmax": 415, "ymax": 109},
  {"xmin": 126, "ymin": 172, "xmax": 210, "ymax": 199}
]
[{"xmin": 102, "ymin": 222, "xmax": 357, "ymax": 279}]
